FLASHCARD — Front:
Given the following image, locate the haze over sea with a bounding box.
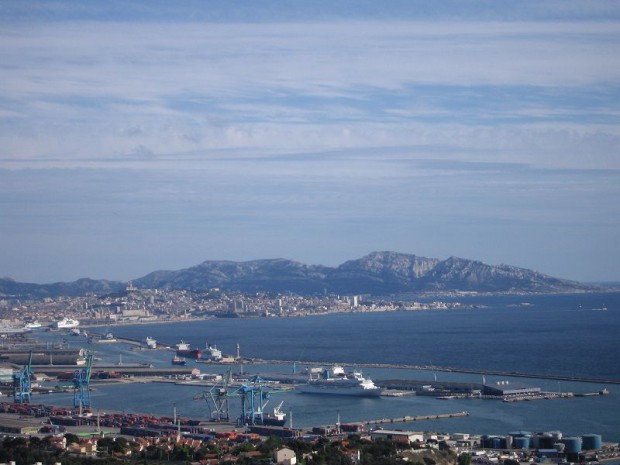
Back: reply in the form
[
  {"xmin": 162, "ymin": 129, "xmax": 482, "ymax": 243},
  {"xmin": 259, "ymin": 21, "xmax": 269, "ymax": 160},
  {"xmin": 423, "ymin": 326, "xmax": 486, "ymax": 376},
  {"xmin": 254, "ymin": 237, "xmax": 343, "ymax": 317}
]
[{"xmin": 44, "ymin": 292, "xmax": 620, "ymax": 440}]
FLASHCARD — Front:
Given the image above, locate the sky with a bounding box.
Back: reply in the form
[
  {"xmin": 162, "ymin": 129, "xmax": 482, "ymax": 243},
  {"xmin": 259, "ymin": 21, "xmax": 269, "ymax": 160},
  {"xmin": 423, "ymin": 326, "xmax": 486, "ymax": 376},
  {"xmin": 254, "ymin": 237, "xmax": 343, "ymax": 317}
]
[{"xmin": 1, "ymin": 0, "xmax": 619, "ymax": 284}]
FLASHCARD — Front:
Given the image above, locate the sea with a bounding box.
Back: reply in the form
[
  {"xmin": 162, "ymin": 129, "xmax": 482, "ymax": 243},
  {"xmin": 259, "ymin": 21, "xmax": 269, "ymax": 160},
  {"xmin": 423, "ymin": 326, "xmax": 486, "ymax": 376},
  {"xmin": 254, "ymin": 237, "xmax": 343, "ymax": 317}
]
[{"xmin": 35, "ymin": 292, "xmax": 620, "ymax": 441}]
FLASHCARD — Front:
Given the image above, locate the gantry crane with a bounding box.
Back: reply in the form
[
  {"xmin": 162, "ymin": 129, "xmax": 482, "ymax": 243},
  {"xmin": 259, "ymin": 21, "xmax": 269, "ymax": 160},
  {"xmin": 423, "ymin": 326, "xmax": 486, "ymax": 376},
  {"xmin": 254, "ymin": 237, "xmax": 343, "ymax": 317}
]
[
  {"xmin": 234, "ymin": 375, "xmax": 286, "ymax": 426},
  {"xmin": 12, "ymin": 351, "xmax": 34, "ymax": 403},
  {"xmin": 194, "ymin": 368, "xmax": 234, "ymax": 421},
  {"xmin": 73, "ymin": 353, "xmax": 94, "ymax": 409},
  {"xmin": 195, "ymin": 372, "xmax": 286, "ymax": 426}
]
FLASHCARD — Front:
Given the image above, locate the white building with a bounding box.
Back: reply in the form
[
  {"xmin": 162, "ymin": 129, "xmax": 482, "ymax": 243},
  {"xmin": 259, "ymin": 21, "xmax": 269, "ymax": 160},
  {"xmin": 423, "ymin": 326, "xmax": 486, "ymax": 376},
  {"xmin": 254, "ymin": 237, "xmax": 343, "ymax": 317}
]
[{"xmin": 274, "ymin": 447, "xmax": 297, "ymax": 465}]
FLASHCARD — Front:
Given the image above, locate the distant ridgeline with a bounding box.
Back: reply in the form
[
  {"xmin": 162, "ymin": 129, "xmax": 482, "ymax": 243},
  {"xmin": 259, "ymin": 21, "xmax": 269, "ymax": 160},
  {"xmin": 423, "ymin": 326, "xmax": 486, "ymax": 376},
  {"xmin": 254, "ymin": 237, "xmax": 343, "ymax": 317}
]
[{"xmin": 0, "ymin": 251, "xmax": 602, "ymax": 298}]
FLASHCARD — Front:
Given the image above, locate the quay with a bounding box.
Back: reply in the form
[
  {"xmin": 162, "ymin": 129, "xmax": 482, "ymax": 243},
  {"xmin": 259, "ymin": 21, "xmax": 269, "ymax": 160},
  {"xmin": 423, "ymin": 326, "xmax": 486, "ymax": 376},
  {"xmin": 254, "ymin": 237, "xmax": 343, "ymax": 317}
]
[{"xmin": 258, "ymin": 359, "xmax": 620, "ymax": 385}]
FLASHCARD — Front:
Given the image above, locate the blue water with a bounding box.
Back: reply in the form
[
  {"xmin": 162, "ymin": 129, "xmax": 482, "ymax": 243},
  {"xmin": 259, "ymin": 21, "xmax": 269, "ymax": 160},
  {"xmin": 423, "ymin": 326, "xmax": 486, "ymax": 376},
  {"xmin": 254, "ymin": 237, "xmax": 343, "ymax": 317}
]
[{"xmin": 40, "ymin": 292, "xmax": 620, "ymax": 440}]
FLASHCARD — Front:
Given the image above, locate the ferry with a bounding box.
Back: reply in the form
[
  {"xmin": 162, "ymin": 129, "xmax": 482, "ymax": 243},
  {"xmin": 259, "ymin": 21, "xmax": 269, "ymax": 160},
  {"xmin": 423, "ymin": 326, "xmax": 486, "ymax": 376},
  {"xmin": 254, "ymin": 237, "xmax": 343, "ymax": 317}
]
[
  {"xmin": 203, "ymin": 343, "xmax": 222, "ymax": 361},
  {"xmin": 299, "ymin": 365, "xmax": 382, "ymax": 397},
  {"xmin": 54, "ymin": 318, "xmax": 80, "ymax": 329}
]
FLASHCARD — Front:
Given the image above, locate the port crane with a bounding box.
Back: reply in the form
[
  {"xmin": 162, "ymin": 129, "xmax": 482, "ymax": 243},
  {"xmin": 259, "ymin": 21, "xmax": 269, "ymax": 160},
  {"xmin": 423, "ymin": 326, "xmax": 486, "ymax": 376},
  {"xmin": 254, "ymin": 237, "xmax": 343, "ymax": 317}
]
[
  {"xmin": 12, "ymin": 351, "xmax": 34, "ymax": 403},
  {"xmin": 73, "ymin": 353, "xmax": 94, "ymax": 409},
  {"xmin": 195, "ymin": 372, "xmax": 286, "ymax": 426},
  {"xmin": 195, "ymin": 368, "xmax": 234, "ymax": 421},
  {"xmin": 234, "ymin": 375, "xmax": 286, "ymax": 426}
]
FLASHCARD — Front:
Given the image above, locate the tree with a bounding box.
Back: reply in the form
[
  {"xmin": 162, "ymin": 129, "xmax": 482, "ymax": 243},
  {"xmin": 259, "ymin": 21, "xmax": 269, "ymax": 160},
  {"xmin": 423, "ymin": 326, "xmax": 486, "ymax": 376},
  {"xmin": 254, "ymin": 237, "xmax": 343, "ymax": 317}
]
[
  {"xmin": 63, "ymin": 433, "xmax": 79, "ymax": 446},
  {"xmin": 457, "ymin": 453, "xmax": 472, "ymax": 465},
  {"xmin": 258, "ymin": 435, "xmax": 283, "ymax": 454}
]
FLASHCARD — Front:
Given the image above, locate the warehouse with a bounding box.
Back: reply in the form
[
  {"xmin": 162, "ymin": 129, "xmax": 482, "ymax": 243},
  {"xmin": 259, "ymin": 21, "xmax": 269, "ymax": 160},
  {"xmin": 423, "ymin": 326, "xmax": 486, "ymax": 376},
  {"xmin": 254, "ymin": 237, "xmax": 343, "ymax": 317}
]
[
  {"xmin": 0, "ymin": 414, "xmax": 42, "ymax": 435},
  {"xmin": 371, "ymin": 429, "xmax": 424, "ymax": 444},
  {"xmin": 482, "ymin": 380, "xmax": 541, "ymax": 397}
]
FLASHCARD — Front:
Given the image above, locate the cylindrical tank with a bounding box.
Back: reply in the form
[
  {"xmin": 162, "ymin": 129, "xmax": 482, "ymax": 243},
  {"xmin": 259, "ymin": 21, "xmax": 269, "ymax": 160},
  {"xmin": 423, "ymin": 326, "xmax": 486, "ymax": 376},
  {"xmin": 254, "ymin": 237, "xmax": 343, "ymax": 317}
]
[
  {"xmin": 554, "ymin": 443, "xmax": 565, "ymax": 453},
  {"xmin": 531, "ymin": 434, "xmax": 541, "ymax": 449},
  {"xmin": 485, "ymin": 436, "xmax": 502, "ymax": 449},
  {"xmin": 539, "ymin": 434, "xmax": 556, "ymax": 449},
  {"xmin": 503, "ymin": 436, "xmax": 513, "ymax": 449},
  {"xmin": 509, "ymin": 431, "xmax": 531, "ymax": 438},
  {"xmin": 582, "ymin": 434, "xmax": 602, "ymax": 450},
  {"xmin": 514, "ymin": 437, "xmax": 531, "ymax": 449},
  {"xmin": 562, "ymin": 437, "xmax": 582, "ymax": 454}
]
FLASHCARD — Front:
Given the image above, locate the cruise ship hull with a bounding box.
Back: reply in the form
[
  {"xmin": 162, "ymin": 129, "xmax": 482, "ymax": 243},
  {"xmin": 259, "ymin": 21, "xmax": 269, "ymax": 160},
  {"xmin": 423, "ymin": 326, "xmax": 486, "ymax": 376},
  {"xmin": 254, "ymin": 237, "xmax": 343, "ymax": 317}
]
[{"xmin": 299, "ymin": 382, "xmax": 382, "ymax": 397}]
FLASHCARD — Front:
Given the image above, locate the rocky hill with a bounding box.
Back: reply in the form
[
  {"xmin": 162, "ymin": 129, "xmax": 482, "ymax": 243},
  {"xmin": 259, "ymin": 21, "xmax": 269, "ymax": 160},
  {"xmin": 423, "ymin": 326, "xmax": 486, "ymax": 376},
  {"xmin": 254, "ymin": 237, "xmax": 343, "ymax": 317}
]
[
  {"xmin": 0, "ymin": 277, "xmax": 125, "ymax": 298},
  {"xmin": 1, "ymin": 251, "xmax": 599, "ymax": 298}
]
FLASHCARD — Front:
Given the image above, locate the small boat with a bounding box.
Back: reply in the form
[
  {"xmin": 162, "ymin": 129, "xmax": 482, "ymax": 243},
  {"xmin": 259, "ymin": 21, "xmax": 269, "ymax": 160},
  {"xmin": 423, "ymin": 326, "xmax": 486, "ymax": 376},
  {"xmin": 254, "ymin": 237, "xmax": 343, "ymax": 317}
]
[{"xmin": 172, "ymin": 356, "xmax": 187, "ymax": 366}]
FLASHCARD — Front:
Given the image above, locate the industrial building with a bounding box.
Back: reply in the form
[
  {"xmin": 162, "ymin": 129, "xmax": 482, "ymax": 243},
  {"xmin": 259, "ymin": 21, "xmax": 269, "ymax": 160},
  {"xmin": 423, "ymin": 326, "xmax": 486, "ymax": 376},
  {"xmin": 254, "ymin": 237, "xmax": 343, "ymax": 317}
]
[
  {"xmin": 370, "ymin": 429, "xmax": 424, "ymax": 444},
  {"xmin": 482, "ymin": 381, "xmax": 541, "ymax": 398},
  {"xmin": 0, "ymin": 414, "xmax": 42, "ymax": 435}
]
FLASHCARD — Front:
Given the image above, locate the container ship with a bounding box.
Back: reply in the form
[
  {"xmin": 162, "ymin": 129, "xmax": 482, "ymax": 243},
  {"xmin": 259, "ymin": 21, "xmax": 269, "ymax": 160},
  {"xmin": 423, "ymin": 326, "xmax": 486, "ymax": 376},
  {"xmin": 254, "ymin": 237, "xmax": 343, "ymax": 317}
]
[
  {"xmin": 175, "ymin": 341, "xmax": 202, "ymax": 359},
  {"xmin": 299, "ymin": 365, "xmax": 382, "ymax": 397}
]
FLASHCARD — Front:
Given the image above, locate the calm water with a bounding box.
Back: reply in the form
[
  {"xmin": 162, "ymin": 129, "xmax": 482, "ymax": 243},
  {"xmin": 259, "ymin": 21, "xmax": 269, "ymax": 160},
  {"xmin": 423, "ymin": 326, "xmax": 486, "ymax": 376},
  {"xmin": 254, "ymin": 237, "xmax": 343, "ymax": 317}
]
[{"xmin": 41, "ymin": 292, "xmax": 620, "ymax": 440}]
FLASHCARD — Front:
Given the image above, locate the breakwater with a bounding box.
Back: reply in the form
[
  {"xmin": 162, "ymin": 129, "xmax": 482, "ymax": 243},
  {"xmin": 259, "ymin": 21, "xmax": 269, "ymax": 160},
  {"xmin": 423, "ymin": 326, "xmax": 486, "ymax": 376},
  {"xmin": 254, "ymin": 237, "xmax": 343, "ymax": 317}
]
[
  {"xmin": 356, "ymin": 411, "xmax": 469, "ymax": 426},
  {"xmin": 258, "ymin": 359, "xmax": 620, "ymax": 385}
]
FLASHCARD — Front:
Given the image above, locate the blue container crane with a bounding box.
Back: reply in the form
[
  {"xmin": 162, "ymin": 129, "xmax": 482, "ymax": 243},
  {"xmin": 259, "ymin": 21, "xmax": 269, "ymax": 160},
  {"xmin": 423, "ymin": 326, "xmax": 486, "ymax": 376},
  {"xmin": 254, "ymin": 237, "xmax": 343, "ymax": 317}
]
[
  {"xmin": 73, "ymin": 353, "xmax": 94, "ymax": 409},
  {"xmin": 12, "ymin": 351, "xmax": 34, "ymax": 403},
  {"xmin": 234, "ymin": 375, "xmax": 285, "ymax": 426}
]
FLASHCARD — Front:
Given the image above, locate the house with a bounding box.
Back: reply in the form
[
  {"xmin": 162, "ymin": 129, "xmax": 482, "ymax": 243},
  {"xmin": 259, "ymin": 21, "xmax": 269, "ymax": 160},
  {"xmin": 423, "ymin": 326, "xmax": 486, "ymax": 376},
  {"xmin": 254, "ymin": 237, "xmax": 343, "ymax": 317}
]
[{"xmin": 274, "ymin": 447, "xmax": 297, "ymax": 465}]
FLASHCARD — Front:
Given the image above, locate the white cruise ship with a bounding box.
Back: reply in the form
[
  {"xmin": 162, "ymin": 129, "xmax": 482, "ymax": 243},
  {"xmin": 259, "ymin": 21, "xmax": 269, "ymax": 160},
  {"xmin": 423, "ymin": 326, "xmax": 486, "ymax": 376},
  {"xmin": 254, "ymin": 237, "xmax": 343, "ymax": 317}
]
[
  {"xmin": 24, "ymin": 321, "xmax": 43, "ymax": 330},
  {"xmin": 54, "ymin": 317, "xmax": 80, "ymax": 329},
  {"xmin": 299, "ymin": 365, "xmax": 382, "ymax": 397},
  {"xmin": 203, "ymin": 343, "xmax": 222, "ymax": 360}
]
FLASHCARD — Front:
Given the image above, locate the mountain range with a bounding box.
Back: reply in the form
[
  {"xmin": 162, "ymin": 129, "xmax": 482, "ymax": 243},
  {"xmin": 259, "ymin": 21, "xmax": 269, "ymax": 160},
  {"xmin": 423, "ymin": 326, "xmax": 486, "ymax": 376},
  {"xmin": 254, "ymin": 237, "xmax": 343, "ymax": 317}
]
[{"xmin": 0, "ymin": 251, "xmax": 600, "ymax": 298}]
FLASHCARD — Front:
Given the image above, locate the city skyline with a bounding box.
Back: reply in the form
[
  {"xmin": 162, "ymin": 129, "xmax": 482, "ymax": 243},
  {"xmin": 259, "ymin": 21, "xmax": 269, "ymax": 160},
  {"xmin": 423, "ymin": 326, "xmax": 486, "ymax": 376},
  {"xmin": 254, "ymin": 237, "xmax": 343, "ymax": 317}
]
[{"xmin": 1, "ymin": 1, "xmax": 619, "ymax": 283}]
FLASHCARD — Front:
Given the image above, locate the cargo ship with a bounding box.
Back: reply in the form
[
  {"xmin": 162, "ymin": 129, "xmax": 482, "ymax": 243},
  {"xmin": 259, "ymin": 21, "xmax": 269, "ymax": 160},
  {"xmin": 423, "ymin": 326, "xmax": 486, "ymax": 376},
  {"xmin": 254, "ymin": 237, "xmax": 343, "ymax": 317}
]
[
  {"xmin": 175, "ymin": 341, "xmax": 202, "ymax": 359},
  {"xmin": 171, "ymin": 355, "xmax": 187, "ymax": 366},
  {"xmin": 261, "ymin": 401, "xmax": 287, "ymax": 426},
  {"xmin": 242, "ymin": 401, "xmax": 287, "ymax": 427},
  {"xmin": 299, "ymin": 365, "xmax": 382, "ymax": 397}
]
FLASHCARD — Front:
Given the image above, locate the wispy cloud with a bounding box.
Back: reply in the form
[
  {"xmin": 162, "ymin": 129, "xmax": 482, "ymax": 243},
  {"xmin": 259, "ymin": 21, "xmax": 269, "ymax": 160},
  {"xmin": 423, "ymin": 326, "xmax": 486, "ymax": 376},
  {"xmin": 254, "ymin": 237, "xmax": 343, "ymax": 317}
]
[{"xmin": 1, "ymin": 2, "xmax": 619, "ymax": 282}]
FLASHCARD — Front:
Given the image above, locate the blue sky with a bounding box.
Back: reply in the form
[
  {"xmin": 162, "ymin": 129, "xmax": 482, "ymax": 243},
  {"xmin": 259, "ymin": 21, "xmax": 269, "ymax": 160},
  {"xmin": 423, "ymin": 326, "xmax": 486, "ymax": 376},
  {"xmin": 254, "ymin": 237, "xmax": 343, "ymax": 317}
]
[{"xmin": 1, "ymin": 1, "xmax": 619, "ymax": 283}]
